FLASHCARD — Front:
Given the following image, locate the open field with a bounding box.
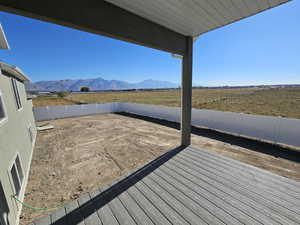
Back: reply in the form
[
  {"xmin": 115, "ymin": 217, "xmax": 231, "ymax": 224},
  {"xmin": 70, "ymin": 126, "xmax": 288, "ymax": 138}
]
[
  {"xmin": 33, "ymin": 87, "xmax": 300, "ymax": 119},
  {"xmin": 32, "ymin": 95, "xmax": 76, "ymax": 107},
  {"xmin": 21, "ymin": 113, "xmax": 300, "ymax": 224}
]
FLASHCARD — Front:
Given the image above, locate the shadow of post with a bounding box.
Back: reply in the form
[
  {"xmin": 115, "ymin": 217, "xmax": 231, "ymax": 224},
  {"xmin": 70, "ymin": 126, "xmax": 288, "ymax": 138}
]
[{"xmin": 52, "ymin": 145, "xmax": 185, "ymax": 225}]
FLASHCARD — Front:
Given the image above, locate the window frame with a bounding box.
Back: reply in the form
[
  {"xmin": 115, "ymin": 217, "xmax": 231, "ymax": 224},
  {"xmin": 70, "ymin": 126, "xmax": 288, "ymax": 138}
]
[
  {"xmin": 11, "ymin": 78, "xmax": 22, "ymax": 111},
  {"xmin": 7, "ymin": 153, "xmax": 24, "ymax": 198},
  {"xmin": 0, "ymin": 181, "xmax": 9, "ymax": 225},
  {"xmin": 0, "ymin": 89, "xmax": 8, "ymax": 126}
]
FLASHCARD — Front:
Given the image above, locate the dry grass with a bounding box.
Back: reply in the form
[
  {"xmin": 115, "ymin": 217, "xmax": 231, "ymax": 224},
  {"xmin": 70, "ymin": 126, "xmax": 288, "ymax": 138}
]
[
  {"xmin": 33, "ymin": 87, "xmax": 300, "ymax": 119},
  {"xmin": 33, "ymin": 95, "xmax": 76, "ymax": 107}
]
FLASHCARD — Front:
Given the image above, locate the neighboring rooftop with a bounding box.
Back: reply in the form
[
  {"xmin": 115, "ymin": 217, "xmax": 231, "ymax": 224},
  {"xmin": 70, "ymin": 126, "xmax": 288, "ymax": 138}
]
[{"xmin": 0, "ymin": 61, "xmax": 30, "ymax": 82}]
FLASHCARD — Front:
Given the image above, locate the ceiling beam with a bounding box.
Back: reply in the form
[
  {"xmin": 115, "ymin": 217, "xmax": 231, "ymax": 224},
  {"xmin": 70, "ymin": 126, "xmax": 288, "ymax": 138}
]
[{"xmin": 0, "ymin": 0, "xmax": 186, "ymax": 55}]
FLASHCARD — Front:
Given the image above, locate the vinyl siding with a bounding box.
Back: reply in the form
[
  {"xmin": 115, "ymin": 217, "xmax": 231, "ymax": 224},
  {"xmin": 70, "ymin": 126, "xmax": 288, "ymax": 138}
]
[{"xmin": 0, "ymin": 72, "xmax": 36, "ymax": 225}]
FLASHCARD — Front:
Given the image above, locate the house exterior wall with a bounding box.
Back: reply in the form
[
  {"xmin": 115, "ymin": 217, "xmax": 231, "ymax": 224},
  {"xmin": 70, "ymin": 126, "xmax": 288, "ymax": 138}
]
[{"xmin": 0, "ymin": 72, "xmax": 37, "ymax": 225}]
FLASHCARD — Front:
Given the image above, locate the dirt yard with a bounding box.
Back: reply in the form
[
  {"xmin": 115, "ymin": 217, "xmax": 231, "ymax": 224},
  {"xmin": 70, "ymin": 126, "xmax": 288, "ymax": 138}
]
[{"xmin": 20, "ymin": 113, "xmax": 300, "ymax": 224}]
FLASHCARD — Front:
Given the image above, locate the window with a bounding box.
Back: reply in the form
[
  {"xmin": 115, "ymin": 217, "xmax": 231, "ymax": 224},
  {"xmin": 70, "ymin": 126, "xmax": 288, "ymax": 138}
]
[
  {"xmin": 11, "ymin": 78, "xmax": 22, "ymax": 110},
  {"xmin": 0, "ymin": 181, "xmax": 9, "ymax": 225},
  {"xmin": 0, "ymin": 91, "xmax": 6, "ymax": 122},
  {"xmin": 9, "ymin": 155, "xmax": 24, "ymax": 197}
]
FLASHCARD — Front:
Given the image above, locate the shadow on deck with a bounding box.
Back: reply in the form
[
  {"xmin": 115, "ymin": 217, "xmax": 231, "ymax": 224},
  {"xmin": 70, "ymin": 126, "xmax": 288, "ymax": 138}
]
[
  {"xmin": 34, "ymin": 146, "xmax": 185, "ymax": 225},
  {"xmin": 33, "ymin": 145, "xmax": 300, "ymax": 225}
]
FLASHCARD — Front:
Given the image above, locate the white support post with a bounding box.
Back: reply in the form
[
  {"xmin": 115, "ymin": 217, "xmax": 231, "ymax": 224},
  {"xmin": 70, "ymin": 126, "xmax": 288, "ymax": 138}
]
[{"xmin": 181, "ymin": 36, "xmax": 193, "ymax": 146}]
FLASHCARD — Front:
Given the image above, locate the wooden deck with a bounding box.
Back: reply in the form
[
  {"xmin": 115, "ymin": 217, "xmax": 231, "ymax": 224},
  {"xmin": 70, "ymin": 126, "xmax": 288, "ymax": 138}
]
[{"xmin": 32, "ymin": 146, "xmax": 300, "ymax": 225}]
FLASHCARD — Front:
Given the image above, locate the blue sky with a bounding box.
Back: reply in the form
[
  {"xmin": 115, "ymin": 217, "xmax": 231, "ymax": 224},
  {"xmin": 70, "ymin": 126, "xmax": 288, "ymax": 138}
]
[{"xmin": 0, "ymin": 1, "xmax": 299, "ymax": 86}]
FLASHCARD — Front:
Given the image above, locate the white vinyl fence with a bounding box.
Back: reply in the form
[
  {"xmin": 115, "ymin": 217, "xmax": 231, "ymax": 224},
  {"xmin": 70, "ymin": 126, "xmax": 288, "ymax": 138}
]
[
  {"xmin": 33, "ymin": 103, "xmax": 119, "ymax": 121},
  {"xmin": 33, "ymin": 103, "xmax": 300, "ymax": 148}
]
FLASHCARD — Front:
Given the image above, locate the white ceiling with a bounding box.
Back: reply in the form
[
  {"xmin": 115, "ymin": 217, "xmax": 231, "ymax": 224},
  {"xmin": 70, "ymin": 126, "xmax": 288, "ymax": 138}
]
[{"xmin": 105, "ymin": 0, "xmax": 291, "ymax": 37}]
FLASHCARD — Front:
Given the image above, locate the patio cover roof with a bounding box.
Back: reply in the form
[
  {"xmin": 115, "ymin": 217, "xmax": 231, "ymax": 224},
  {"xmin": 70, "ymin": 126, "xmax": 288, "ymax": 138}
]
[
  {"xmin": 105, "ymin": 0, "xmax": 290, "ymax": 37},
  {"xmin": 0, "ymin": 0, "xmax": 291, "ymax": 55}
]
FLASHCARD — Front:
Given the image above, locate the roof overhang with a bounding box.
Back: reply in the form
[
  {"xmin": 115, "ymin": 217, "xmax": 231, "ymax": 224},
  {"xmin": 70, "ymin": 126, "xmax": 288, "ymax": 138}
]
[
  {"xmin": 0, "ymin": 0, "xmax": 291, "ymax": 55},
  {"xmin": 0, "ymin": 61, "xmax": 30, "ymax": 82},
  {"xmin": 105, "ymin": 0, "xmax": 291, "ymax": 37},
  {"xmin": 0, "ymin": 24, "xmax": 10, "ymax": 49}
]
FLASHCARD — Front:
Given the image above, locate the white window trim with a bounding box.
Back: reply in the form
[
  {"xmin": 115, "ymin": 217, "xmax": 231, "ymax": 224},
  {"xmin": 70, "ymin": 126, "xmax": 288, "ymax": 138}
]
[
  {"xmin": 11, "ymin": 78, "xmax": 23, "ymax": 111},
  {"xmin": 7, "ymin": 153, "xmax": 24, "ymax": 199},
  {"xmin": 0, "ymin": 89, "xmax": 8, "ymax": 127}
]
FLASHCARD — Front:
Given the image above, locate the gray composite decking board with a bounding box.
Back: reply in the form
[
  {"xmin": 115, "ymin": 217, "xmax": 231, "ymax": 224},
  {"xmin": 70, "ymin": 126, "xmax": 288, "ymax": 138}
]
[
  {"xmin": 158, "ymin": 163, "xmax": 294, "ymax": 225},
  {"xmin": 98, "ymin": 203, "xmax": 119, "ymax": 225},
  {"xmin": 118, "ymin": 190, "xmax": 155, "ymax": 225},
  {"xmin": 142, "ymin": 177, "xmax": 207, "ymax": 225},
  {"xmin": 33, "ymin": 146, "xmax": 300, "ymax": 225},
  {"xmin": 152, "ymin": 169, "xmax": 244, "ymax": 225},
  {"xmin": 164, "ymin": 159, "xmax": 297, "ymax": 225},
  {"xmin": 147, "ymin": 172, "xmax": 229, "ymax": 225},
  {"xmin": 188, "ymin": 146, "xmax": 300, "ymax": 193},
  {"xmin": 77, "ymin": 192, "xmax": 102, "ymax": 225},
  {"xmin": 134, "ymin": 180, "xmax": 190, "ymax": 225},
  {"xmin": 188, "ymin": 145, "xmax": 300, "ymax": 189},
  {"xmin": 178, "ymin": 150, "xmax": 300, "ymax": 212},
  {"xmin": 158, "ymin": 164, "xmax": 266, "ymax": 225},
  {"xmin": 126, "ymin": 185, "xmax": 173, "ymax": 225},
  {"xmin": 88, "ymin": 190, "xmax": 104, "ymax": 225},
  {"xmin": 177, "ymin": 151, "xmax": 300, "ymax": 207},
  {"xmin": 186, "ymin": 147, "xmax": 300, "ymax": 200},
  {"xmin": 64, "ymin": 198, "xmax": 85, "ymax": 225},
  {"xmin": 108, "ymin": 195, "xmax": 137, "ymax": 225},
  {"xmin": 90, "ymin": 188, "xmax": 119, "ymax": 225},
  {"xmin": 170, "ymin": 155, "xmax": 300, "ymax": 224},
  {"xmin": 184, "ymin": 148, "xmax": 300, "ymax": 202},
  {"xmin": 50, "ymin": 207, "xmax": 66, "ymax": 225},
  {"xmin": 34, "ymin": 214, "xmax": 51, "ymax": 225}
]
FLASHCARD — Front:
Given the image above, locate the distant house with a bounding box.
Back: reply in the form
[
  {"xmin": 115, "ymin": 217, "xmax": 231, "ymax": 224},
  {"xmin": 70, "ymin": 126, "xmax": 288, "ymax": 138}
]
[{"xmin": 0, "ymin": 62, "xmax": 37, "ymax": 225}]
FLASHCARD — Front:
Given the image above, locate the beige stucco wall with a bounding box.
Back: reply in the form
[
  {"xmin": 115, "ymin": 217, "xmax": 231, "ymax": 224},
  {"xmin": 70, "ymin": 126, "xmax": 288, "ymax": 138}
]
[{"xmin": 0, "ymin": 72, "xmax": 37, "ymax": 225}]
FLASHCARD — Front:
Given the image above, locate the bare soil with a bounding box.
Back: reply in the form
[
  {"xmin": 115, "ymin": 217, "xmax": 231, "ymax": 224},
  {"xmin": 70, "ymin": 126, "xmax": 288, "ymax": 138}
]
[{"xmin": 20, "ymin": 113, "xmax": 300, "ymax": 224}]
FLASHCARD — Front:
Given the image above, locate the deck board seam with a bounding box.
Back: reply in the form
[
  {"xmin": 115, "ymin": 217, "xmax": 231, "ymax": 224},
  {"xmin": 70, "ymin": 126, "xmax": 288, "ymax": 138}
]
[
  {"xmin": 145, "ymin": 175, "xmax": 210, "ymax": 225},
  {"xmin": 158, "ymin": 163, "xmax": 258, "ymax": 224},
  {"xmin": 180, "ymin": 150, "xmax": 300, "ymax": 204},
  {"xmin": 140, "ymin": 179, "xmax": 192, "ymax": 225},
  {"xmin": 165, "ymin": 159, "xmax": 291, "ymax": 224},
  {"xmin": 163, "ymin": 161, "xmax": 282, "ymax": 225},
  {"xmin": 131, "ymin": 184, "xmax": 175, "ymax": 225},
  {"xmin": 188, "ymin": 146, "xmax": 300, "ymax": 189},
  {"xmin": 149, "ymin": 171, "xmax": 226, "ymax": 225},
  {"xmin": 186, "ymin": 147, "xmax": 300, "ymax": 196},
  {"xmin": 87, "ymin": 192, "xmax": 103, "ymax": 225},
  {"xmin": 116, "ymin": 195, "xmax": 140, "ymax": 225},
  {"xmin": 101, "ymin": 187, "xmax": 122, "ymax": 225},
  {"xmin": 124, "ymin": 189, "xmax": 157, "ymax": 225},
  {"xmin": 118, "ymin": 190, "xmax": 155, "ymax": 225},
  {"xmin": 169, "ymin": 156, "xmax": 300, "ymax": 223},
  {"xmin": 177, "ymin": 151, "xmax": 300, "ymax": 210},
  {"xmin": 152, "ymin": 169, "xmax": 245, "ymax": 225}
]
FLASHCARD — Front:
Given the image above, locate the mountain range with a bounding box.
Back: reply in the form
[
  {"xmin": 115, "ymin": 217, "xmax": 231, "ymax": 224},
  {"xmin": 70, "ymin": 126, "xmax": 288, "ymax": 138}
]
[{"xmin": 26, "ymin": 77, "xmax": 179, "ymax": 91}]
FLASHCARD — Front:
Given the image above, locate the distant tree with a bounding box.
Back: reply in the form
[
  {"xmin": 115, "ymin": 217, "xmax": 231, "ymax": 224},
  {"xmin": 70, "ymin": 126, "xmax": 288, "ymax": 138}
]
[
  {"xmin": 80, "ymin": 87, "xmax": 90, "ymax": 92},
  {"xmin": 57, "ymin": 91, "xmax": 69, "ymax": 98}
]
